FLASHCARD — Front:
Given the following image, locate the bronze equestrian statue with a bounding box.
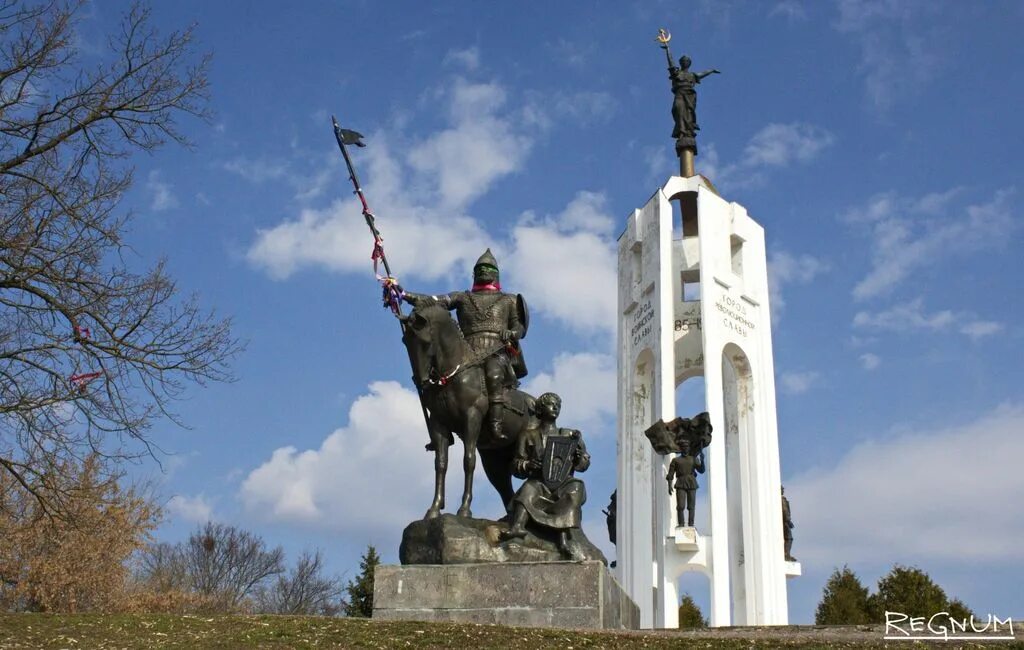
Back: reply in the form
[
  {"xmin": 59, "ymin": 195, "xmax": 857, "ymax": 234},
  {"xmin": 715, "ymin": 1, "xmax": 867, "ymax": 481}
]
[
  {"xmin": 399, "ymin": 249, "xmax": 532, "ymax": 519},
  {"xmin": 403, "ymin": 249, "xmax": 528, "ymax": 445}
]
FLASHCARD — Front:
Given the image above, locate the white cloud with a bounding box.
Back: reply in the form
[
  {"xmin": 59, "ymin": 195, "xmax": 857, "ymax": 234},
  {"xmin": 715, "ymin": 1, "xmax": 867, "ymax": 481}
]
[
  {"xmin": 522, "ymin": 352, "xmax": 616, "ymax": 432},
  {"xmin": 223, "ymin": 157, "xmax": 289, "ymax": 183},
  {"xmin": 960, "ymin": 320, "xmax": 1003, "ymax": 340},
  {"xmin": 704, "ymin": 123, "xmax": 833, "ymax": 188},
  {"xmin": 246, "ymin": 196, "xmax": 488, "ymax": 282},
  {"xmin": 644, "ymin": 144, "xmax": 675, "ymax": 187},
  {"xmin": 147, "ymin": 170, "xmax": 178, "ymax": 211},
  {"xmin": 848, "ymin": 189, "xmax": 1015, "ymax": 300},
  {"xmin": 778, "ymin": 370, "xmax": 820, "ymax": 395},
  {"xmin": 788, "ymin": 403, "xmax": 1024, "ymax": 564},
  {"xmin": 239, "ymin": 381, "xmax": 436, "ymax": 535},
  {"xmin": 767, "ymin": 250, "xmax": 830, "ymax": 321},
  {"xmin": 835, "ymin": 0, "xmax": 903, "ymax": 31},
  {"xmin": 842, "ymin": 192, "xmax": 897, "ymax": 225},
  {"xmin": 533, "ymin": 90, "xmax": 617, "ymax": 128},
  {"xmin": 239, "ymin": 355, "xmax": 618, "ymax": 536},
  {"xmin": 247, "ymin": 133, "xmax": 490, "ymax": 281},
  {"xmin": 506, "ymin": 191, "xmax": 618, "ymax": 335},
  {"xmin": 224, "ymin": 152, "xmax": 339, "ymax": 203},
  {"xmin": 167, "ymin": 494, "xmax": 213, "ymax": 523},
  {"xmin": 548, "ymin": 38, "xmax": 592, "ymax": 69},
  {"xmin": 246, "ymin": 79, "xmax": 617, "ymax": 336},
  {"xmin": 407, "ymin": 78, "xmax": 532, "ymax": 210},
  {"xmin": 853, "ymin": 298, "xmax": 954, "ymax": 331},
  {"xmin": 912, "ymin": 187, "xmax": 965, "ymax": 215},
  {"xmin": 849, "ymin": 334, "xmax": 878, "ymax": 348},
  {"xmin": 743, "ymin": 123, "xmax": 835, "ymax": 168},
  {"xmin": 834, "ymin": 0, "xmax": 943, "ymax": 110},
  {"xmin": 249, "ymin": 189, "xmax": 616, "ymax": 338},
  {"xmin": 443, "ymin": 46, "xmax": 480, "ymax": 71},
  {"xmin": 695, "ymin": 143, "xmax": 721, "ymax": 182},
  {"xmin": 556, "ymin": 190, "xmax": 615, "ymax": 233},
  {"xmin": 769, "ymin": 0, "xmax": 806, "ymax": 22},
  {"xmin": 854, "ymin": 298, "xmax": 1006, "ymax": 343},
  {"xmin": 859, "ymin": 352, "xmax": 881, "ymax": 370},
  {"xmin": 248, "ymin": 75, "xmax": 540, "ymax": 279}
]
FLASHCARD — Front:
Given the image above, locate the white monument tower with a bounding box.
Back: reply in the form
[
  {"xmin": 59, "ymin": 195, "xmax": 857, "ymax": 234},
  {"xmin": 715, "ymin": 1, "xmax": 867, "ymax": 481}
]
[{"xmin": 614, "ymin": 172, "xmax": 801, "ymax": 627}]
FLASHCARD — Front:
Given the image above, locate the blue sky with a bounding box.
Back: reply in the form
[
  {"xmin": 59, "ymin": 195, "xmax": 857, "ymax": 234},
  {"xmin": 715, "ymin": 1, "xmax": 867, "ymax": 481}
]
[{"xmin": 81, "ymin": 0, "xmax": 1024, "ymax": 623}]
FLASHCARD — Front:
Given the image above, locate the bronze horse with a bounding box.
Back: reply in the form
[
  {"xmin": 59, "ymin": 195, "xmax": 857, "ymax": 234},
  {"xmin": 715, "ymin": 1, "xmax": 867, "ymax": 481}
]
[{"xmin": 402, "ymin": 303, "xmax": 535, "ymax": 519}]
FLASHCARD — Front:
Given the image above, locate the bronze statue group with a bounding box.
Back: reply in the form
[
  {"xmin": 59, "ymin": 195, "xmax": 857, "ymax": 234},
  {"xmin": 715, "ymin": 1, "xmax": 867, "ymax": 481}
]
[
  {"xmin": 397, "ymin": 249, "xmax": 795, "ymax": 564},
  {"xmin": 398, "ymin": 250, "xmax": 593, "ymax": 561}
]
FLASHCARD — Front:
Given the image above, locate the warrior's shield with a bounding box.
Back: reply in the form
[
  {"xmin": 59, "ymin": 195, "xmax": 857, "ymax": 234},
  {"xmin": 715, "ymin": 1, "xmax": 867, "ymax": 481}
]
[
  {"xmin": 516, "ymin": 294, "xmax": 530, "ymax": 339},
  {"xmin": 542, "ymin": 435, "xmax": 578, "ymax": 490},
  {"xmin": 509, "ymin": 294, "xmax": 530, "ymax": 379}
]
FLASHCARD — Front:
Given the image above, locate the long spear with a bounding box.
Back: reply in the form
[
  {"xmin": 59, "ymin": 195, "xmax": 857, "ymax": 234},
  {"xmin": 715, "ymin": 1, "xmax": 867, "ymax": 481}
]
[
  {"xmin": 331, "ymin": 115, "xmax": 439, "ymax": 449},
  {"xmin": 331, "ymin": 115, "xmax": 404, "ymax": 316}
]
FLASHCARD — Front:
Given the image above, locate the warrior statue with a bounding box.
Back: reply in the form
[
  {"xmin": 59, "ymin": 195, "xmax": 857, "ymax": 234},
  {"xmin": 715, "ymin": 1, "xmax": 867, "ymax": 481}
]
[
  {"xmin": 603, "ymin": 490, "xmax": 617, "ymax": 547},
  {"xmin": 403, "ymin": 249, "xmax": 528, "ymax": 444},
  {"xmin": 667, "ymin": 439, "xmax": 705, "ymax": 528},
  {"xmin": 603, "ymin": 490, "xmax": 617, "ymax": 568},
  {"xmin": 782, "ymin": 486, "xmax": 796, "ymax": 561}
]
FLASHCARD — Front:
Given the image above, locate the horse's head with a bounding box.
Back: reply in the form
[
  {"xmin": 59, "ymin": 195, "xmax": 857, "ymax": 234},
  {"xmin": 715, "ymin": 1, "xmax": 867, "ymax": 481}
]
[
  {"xmin": 402, "ymin": 307, "xmax": 437, "ymax": 386},
  {"xmin": 402, "ymin": 303, "xmax": 466, "ymax": 386}
]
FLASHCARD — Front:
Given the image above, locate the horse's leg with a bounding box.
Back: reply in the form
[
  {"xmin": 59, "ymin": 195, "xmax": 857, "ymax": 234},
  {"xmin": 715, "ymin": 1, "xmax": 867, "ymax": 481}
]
[
  {"xmin": 480, "ymin": 447, "xmax": 516, "ymax": 519},
  {"xmin": 424, "ymin": 423, "xmax": 450, "ymax": 519},
  {"xmin": 456, "ymin": 406, "xmax": 483, "ymax": 518}
]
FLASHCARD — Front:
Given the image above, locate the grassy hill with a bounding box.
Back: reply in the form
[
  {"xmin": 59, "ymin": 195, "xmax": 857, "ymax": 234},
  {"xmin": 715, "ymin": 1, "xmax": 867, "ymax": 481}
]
[{"xmin": 0, "ymin": 614, "xmax": 1000, "ymax": 648}]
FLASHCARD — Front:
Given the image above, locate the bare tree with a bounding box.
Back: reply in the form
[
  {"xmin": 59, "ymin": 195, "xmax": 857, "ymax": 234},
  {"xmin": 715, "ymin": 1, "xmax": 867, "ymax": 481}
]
[
  {"xmin": 255, "ymin": 550, "xmax": 344, "ymax": 616},
  {"xmin": 183, "ymin": 522, "xmax": 284, "ymax": 611},
  {"xmin": 135, "ymin": 541, "xmax": 189, "ymax": 593},
  {"xmin": 0, "ymin": 1, "xmax": 240, "ymax": 516}
]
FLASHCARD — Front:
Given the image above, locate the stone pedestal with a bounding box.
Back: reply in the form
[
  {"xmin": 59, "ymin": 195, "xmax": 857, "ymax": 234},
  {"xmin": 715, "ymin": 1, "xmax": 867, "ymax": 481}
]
[
  {"xmin": 400, "ymin": 514, "xmax": 606, "ymax": 565},
  {"xmin": 373, "ymin": 561, "xmax": 639, "ymax": 630},
  {"xmin": 672, "ymin": 526, "xmax": 700, "ymax": 551}
]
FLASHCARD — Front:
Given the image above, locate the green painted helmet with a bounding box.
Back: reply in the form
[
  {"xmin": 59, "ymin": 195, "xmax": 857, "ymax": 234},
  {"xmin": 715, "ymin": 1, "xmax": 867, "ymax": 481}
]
[{"xmin": 474, "ymin": 248, "xmax": 499, "ymax": 279}]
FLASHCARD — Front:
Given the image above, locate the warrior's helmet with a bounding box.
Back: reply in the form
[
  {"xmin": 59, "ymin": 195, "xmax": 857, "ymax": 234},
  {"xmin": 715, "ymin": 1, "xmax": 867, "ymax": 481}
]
[{"xmin": 474, "ymin": 248, "xmax": 499, "ymax": 283}]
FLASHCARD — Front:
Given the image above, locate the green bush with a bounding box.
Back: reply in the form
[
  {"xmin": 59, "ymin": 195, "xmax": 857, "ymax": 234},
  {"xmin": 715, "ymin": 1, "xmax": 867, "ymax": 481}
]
[
  {"xmin": 815, "ymin": 566, "xmax": 873, "ymax": 625},
  {"xmin": 343, "ymin": 546, "xmax": 380, "ymax": 618},
  {"xmin": 678, "ymin": 594, "xmax": 707, "ymax": 628},
  {"xmin": 870, "ymin": 565, "xmax": 948, "ymax": 619}
]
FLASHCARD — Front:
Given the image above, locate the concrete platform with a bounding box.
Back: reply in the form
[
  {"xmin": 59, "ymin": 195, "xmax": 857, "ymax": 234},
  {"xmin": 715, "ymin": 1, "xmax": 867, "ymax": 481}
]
[
  {"xmin": 785, "ymin": 560, "xmax": 802, "ymax": 577},
  {"xmin": 373, "ymin": 561, "xmax": 639, "ymax": 630}
]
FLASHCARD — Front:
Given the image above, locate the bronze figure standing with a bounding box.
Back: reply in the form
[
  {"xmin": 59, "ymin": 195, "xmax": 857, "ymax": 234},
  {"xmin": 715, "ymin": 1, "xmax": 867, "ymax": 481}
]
[
  {"xmin": 667, "ymin": 439, "xmax": 705, "ymax": 527},
  {"xmin": 782, "ymin": 486, "xmax": 796, "ymax": 561},
  {"xmin": 656, "ymin": 29, "xmax": 720, "ymax": 175}
]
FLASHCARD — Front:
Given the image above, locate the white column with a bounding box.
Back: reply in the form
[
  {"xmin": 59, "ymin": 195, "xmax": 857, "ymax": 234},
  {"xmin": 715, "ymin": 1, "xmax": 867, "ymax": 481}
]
[{"xmin": 617, "ymin": 176, "xmax": 792, "ymax": 629}]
